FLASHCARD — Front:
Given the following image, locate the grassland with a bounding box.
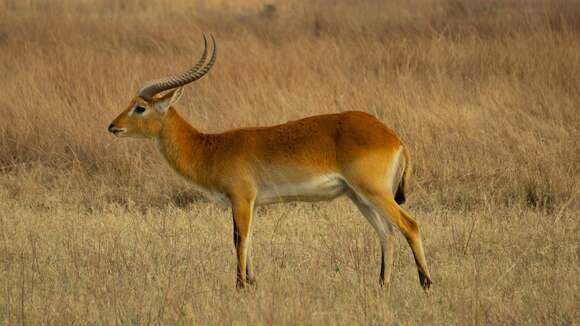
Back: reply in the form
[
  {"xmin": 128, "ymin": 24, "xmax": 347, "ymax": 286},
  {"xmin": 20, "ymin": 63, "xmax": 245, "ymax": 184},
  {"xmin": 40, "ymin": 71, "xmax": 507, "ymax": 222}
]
[{"xmin": 0, "ymin": 0, "xmax": 578, "ymax": 324}]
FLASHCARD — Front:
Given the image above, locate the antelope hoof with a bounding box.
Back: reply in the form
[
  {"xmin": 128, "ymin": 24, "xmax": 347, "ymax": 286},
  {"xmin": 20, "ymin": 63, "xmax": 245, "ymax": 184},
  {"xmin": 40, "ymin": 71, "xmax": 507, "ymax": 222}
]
[
  {"xmin": 236, "ymin": 278, "xmax": 246, "ymax": 289},
  {"xmin": 379, "ymin": 278, "xmax": 391, "ymax": 288},
  {"xmin": 247, "ymin": 277, "xmax": 257, "ymax": 288},
  {"xmin": 236, "ymin": 278, "xmax": 258, "ymax": 290},
  {"xmin": 419, "ymin": 271, "xmax": 432, "ymax": 291}
]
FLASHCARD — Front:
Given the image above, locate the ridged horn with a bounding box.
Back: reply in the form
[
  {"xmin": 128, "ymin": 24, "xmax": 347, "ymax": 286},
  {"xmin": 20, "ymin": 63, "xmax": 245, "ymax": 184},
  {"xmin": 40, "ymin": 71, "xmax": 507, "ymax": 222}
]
[{"xmin": 137, "ymin": 34, "xmax": 217, "ymax": 100}]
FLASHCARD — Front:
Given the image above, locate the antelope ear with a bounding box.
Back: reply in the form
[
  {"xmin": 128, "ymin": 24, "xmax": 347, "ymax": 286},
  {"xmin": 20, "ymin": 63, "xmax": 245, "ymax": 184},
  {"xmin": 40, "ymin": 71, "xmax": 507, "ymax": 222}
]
[{"xmin": 154, "ymin": 87, "xmax": 184, "ymax": 113}]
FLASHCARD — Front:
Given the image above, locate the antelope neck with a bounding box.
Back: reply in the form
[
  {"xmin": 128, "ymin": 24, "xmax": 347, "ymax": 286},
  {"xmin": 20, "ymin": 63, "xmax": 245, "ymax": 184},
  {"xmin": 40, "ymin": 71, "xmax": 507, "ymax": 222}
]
[{"xmin": 156, "ymin": 108, "xmax": 204, "ymax": 181}]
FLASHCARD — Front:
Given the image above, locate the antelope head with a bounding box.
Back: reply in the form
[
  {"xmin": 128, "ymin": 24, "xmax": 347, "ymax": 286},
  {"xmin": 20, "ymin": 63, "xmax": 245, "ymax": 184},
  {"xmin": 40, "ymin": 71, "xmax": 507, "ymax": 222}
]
[{"xmin": 108, "ymin": 35, "xmax": 217, "ymax": 138}]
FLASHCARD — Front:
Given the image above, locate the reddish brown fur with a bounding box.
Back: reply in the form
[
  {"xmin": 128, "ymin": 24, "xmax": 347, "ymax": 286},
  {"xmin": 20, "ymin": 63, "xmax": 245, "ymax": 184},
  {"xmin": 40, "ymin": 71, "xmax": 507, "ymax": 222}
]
[{"xmin": 109, "ymin": 88, "xmax": 432, "ymax": 290}]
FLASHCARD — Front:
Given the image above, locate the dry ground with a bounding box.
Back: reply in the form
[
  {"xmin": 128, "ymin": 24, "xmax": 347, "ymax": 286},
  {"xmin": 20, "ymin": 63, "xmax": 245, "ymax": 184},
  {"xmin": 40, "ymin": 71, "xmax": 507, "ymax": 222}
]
[{"xmin": 0, "ymin": 0, "xmax": 578, "ymax": 324}]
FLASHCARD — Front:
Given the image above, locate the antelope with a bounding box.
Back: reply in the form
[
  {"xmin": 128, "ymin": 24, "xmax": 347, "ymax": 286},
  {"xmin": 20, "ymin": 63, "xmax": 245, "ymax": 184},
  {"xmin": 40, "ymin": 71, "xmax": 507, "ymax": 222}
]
[{"xmin": 108, "ymin": 35, "xmax": 432, "ymax": 290}]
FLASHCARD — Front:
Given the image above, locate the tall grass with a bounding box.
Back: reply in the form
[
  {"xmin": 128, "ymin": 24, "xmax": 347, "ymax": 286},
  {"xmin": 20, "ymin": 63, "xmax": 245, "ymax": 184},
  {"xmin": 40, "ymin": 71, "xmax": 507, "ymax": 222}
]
[
  {"xmin": 1, "ymin": 0, "xmax": 578, "ymax": 208},
  {"xmin": 0, "ymin": 0, "xmax": 578, "ymax": 324}
]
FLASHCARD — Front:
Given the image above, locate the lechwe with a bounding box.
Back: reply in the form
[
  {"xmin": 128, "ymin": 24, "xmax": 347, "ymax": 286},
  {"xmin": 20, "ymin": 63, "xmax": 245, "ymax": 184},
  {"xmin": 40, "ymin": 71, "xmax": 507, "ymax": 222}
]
[{"xmin": 108, "ymin": 35, "xmax": 432, "ymax": 290}]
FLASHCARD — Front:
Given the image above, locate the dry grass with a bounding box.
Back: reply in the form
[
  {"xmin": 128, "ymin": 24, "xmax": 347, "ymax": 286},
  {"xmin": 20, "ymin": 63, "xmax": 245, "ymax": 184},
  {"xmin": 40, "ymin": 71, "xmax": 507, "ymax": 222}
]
[{"xmin": 0, "ymin": 0, "xmax": 578, "ymax": 324}]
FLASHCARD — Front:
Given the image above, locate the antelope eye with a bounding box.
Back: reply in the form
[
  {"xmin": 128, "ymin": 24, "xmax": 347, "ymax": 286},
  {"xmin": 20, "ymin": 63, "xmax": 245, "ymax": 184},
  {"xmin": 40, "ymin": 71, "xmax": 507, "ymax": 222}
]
[{"xmin": 134, "ymin": 106, "xmax": 146, "ymax": 114}]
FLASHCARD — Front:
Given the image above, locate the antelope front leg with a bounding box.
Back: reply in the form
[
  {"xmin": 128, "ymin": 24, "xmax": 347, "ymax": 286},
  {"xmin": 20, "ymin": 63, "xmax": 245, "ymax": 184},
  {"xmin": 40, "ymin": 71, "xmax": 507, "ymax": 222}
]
[
  {"xmin": 233, "ymin": 213, "xmax": 256, "ymax": 286},
  {"xmin": 231, "ymin": 195, "xmax": 255, "ymax": 289}
]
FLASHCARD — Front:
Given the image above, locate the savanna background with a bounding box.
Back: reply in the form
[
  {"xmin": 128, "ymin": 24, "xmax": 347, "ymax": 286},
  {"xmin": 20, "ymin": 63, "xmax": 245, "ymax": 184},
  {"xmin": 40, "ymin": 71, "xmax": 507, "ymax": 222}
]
[{"xmin": 0, "ymin": 0, "xmax": 578, "ymax": 324}]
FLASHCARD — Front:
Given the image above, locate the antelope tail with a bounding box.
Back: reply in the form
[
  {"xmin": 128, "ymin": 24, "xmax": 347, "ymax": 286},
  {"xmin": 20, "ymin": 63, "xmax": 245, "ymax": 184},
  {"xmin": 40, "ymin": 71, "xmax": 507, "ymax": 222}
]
[{"xmin": 395, "ymin": 146, "xmax": 412, "ymax": 205}]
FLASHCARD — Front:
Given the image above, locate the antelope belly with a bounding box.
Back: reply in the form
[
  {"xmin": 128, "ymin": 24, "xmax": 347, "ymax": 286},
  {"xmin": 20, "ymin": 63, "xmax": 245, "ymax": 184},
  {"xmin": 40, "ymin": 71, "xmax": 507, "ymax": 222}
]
[{"xmin": 256, "ymin": 174, "xmax": 347, "ymax": 205}]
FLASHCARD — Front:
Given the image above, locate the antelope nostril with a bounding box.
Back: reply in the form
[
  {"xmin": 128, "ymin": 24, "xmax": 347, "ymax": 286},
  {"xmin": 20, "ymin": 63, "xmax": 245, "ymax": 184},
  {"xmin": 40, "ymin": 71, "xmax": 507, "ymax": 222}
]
[{"xmin": 108, "ymin": 123, "xmax": 115, "ymax": 132}]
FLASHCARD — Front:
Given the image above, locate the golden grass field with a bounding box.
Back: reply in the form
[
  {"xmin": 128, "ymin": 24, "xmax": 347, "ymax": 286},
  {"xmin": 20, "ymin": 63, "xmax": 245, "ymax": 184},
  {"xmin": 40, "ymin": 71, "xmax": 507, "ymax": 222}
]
[{"xmin": 0, "ymin": 0, "xmax": 579, "ymax": 324}]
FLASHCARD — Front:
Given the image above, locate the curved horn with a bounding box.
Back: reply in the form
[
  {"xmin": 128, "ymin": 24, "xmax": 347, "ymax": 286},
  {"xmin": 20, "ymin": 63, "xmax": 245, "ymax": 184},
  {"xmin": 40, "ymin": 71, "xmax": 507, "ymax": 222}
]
[{"xmin": 138, "ymin": 34, "xmax": 217, "ymax": 100}]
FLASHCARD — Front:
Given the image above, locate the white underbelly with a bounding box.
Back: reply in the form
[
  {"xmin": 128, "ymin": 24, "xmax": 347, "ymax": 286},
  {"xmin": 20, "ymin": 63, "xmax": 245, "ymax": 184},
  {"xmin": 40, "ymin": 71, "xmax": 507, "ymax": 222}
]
[{"xmin": 255, "ymin": 174, "xmax": 347, "ymax": 205}]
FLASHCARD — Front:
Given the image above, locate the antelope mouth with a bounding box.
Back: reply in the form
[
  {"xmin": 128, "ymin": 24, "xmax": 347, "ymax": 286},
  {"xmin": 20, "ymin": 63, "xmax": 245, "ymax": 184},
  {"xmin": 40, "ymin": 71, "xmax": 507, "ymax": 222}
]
[{"xmin": 108, "ymin": 125, "xmax": 127, "ymax": 136}]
